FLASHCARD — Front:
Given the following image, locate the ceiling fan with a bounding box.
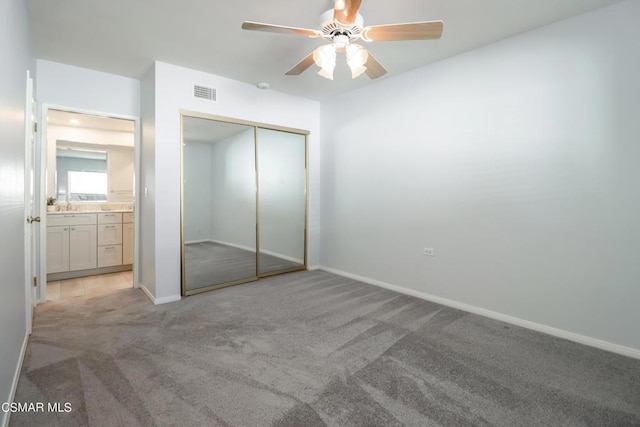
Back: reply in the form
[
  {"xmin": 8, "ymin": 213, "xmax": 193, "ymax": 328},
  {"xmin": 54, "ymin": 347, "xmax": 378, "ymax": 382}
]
[{"xmin": 241, "ymin": 0, "xmax": 444, "ymax": 81}]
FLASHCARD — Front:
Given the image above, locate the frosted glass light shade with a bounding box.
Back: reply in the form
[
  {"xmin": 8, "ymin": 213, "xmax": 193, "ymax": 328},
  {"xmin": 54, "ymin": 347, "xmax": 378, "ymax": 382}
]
[
  {"xmin": 313, "ymin": 45, "xmax": 337, "ymax": 80},
  {"xmin": 346, "ymin": 44, "xmax": 368, "ymax": 79}
]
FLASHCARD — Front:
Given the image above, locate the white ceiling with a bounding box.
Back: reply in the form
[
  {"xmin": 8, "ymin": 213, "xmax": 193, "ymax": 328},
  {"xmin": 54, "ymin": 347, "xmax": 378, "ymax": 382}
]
[{"xmin": 26, "ymin": 0, "xmax": 622, "ymax": 100}]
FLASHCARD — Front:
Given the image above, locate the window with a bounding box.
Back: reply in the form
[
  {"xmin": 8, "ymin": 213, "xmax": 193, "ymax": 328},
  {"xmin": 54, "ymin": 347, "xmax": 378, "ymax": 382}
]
[{"xmin": 67, "ymin": 171, "xmax": 108, "ymax": 201}]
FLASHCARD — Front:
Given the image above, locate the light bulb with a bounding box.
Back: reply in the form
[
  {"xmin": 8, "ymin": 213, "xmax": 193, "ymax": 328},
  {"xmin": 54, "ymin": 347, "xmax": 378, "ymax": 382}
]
[{"xmin": 346, "ymin": 44, "xmax": 368, "ymax": 79}]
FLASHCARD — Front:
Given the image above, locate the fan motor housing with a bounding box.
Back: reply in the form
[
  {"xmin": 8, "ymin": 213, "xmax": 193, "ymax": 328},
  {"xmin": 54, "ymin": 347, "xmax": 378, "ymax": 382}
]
[{"xmin": 319, "ymin": 9, "xmax": 363, "ymax": 38}]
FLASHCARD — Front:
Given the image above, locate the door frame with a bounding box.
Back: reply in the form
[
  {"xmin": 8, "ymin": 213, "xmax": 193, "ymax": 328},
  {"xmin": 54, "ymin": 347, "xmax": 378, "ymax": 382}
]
[{"xmin": 38, "ymin": 104, "xmax": 141, "ymax": 302}]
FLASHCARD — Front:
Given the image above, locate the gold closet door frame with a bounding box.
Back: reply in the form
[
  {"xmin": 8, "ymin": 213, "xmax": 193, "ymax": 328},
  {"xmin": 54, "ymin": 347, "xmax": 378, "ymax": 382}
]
[{"xmin": 180, "ymin": 111, "xmax": 309, "ymax": 297}]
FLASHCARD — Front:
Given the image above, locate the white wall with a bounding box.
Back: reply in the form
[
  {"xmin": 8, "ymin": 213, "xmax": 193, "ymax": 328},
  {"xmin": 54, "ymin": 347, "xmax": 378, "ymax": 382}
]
[
  {"xmin": 149, "ymin": 61, "xmax": 320, "ymax": 301},
  {"xmin": 107, "ymin": 145, "xmax": 134, "ymax": 201},
  {"xmin": 36, "ymin": 60, "xmax": 140, "ymax": 117},
  {"xmin": 320, "ymin": 0, "xmax": 640, "ymax": 352},
  {"xmin": 0, "ymin": 0, "xmax": 31, "ymax": 421},
  {"xmin": 210, "ymin": 129, "xmax": 257, "ymax": 249}
]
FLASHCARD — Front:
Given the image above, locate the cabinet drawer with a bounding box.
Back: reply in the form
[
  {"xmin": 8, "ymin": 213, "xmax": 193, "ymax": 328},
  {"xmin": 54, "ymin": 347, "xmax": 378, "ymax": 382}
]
[
  {"xmin": 98, "ymin": 224, "xmax": 122, "ymax": 245},
  {"xmin": 122, "ymin": 212, "xmax": 134, "ymax": 223},
  {"xmin": 98, "ymin": 245, "xmax": 122, "ymax": 267},
  {"xmin": 98, "ymin": 213, "xmax": 122, "ymax": 224},
  {"xmin": 48, "ymin": 213, "xmax": 97, "ymax": 226}
]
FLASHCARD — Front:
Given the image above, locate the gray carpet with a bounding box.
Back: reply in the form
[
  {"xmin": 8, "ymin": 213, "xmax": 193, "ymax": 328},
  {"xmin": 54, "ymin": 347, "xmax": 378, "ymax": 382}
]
[
  {"xmin": 10, "ymin": 270, "xmax": 640, "ymax": 426},
  {"xmin": 185, "ymin": 242, "xmax": 302, "ymax": 291}
]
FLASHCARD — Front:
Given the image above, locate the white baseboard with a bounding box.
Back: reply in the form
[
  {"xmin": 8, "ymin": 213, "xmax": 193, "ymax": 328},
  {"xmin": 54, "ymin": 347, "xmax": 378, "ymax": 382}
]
[
  {"xmin": 308, "ymin": 265, "xmax": 321, "ymax": 271},
  {"xmin": 209, "ymin": 239, "xmax": 255, "ymax": 253},
  {"xmin": 184, "ymin": 239, "xmax": 211, "ymax": 245},
  {"xmin": 2, "ymin": 333, "xmax": 29, "ymax": 427},
  {"xmin": 319, "ymin": 266, "xmax": 640, "ymax": 360},
  {"xmin": 139, "ymin": 283, "xmax": 181, "ymax": 305},
  {"xmin": 260, "ymin": 248, "xmax": 304, "ymax": 265}
]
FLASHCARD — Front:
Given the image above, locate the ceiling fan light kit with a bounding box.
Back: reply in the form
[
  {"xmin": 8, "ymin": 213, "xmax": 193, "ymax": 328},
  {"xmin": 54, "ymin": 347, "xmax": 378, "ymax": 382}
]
[
  {"xmin": 241, "ymin": 0, "xmax": 443, "ymax": 81},
  {"xmin": 313, "ymin": 45, "xmax": 337, "ymax": 80}
]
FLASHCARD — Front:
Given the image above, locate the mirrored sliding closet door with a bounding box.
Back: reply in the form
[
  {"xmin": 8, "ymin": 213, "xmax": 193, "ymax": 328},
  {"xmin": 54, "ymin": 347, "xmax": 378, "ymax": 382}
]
[
  {"xmin": 181, "ymin": 113, "xmax": 308, "ymax": 296},
  {"xmin": 257, "ymin": 128, "xmax": 306, "ymax": 276}
]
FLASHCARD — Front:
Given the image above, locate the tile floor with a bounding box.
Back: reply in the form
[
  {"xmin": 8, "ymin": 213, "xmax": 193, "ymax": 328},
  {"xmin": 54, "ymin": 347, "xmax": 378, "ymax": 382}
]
[{"xmin": 46, "ymin": 271, "xmax": 133, "ymax": 301}]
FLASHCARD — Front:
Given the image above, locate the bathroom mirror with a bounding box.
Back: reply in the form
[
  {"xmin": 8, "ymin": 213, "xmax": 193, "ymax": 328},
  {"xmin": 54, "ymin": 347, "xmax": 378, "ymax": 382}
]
[
  {"xmin": 55, "ymin": 146, "xmax": 108, "ymax": 202},
  {"xmin": 181, "ymin": 113, "xmax": 308, "ymax": 296}
]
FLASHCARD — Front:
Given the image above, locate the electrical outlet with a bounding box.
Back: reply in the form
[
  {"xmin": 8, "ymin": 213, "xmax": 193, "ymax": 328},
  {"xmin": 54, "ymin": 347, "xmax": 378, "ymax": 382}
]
[{"xmin": 423, "ymin": 248, "xmax": 434, "ymax": 256}]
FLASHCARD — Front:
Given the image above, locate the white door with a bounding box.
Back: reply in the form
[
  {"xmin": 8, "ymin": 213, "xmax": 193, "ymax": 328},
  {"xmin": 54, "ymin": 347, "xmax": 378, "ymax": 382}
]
[
  {"xmin": 24, "ymin": 70, "xmax": 37, "ymax": 332},
  {"xmin": 69, "ymin": 225, "xmax": 97, "ymax": 271}
]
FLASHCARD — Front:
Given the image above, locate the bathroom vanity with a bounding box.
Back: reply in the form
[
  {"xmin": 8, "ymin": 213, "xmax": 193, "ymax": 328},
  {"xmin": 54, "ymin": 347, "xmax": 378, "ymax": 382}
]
[{"xmin": 47, "ymin": 210, "xmax": 133, "ymax": 281}]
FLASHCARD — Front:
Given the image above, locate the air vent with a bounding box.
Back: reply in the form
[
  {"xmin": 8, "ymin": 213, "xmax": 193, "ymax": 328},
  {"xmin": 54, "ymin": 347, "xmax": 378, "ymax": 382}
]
[{"xmin": 193, "ymin": 84, "xmax": 216, "ymax": 101}]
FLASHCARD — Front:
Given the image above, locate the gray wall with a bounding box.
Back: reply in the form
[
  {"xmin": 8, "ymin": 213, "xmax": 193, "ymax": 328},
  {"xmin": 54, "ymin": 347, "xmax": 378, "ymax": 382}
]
[
  {"xmin": 320, "ymin": 1, "xmax": 640, "ymax": 351},
  {"xmin": 183, "ymin": 141, "xmax": 214, "ymax": 243},
  {"xmin": 0, "ymin": 0, "xmax": 32, "ymax": 418}
]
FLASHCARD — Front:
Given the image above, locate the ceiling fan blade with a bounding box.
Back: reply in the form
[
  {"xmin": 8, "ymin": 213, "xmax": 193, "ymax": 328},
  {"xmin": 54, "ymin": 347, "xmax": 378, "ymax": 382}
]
[
  {"xmin": 362, "ymin": 21, "xmax": 444, "ymax": 42},
  {"xmin": 285, "ymin": 52, "xmax": 316, "ymax": 76},
  {"xmin": 364, "ymin": 51, "xmax": 387, "ymax": 80},
  {"xmin": 241, "ymin": 21, "xmax": 322, "ymax": 38},
  {"xmin": 334, "ymin": 0, "xmax": 362, "ymax": 25}
]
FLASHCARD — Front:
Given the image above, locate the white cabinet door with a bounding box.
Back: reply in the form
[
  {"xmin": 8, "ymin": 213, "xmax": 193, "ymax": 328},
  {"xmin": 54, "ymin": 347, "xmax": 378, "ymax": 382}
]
[
  {"xmin": 69, "ymin": 225, "xmax": 97, "ymax": 271},
  {"xmin": 47, "ymin": 226, "xmax": 70, "ymax": 274},
  {"xmin": 98, "ymin": 224, "xmax": 122, "ymax": 245},
  {"xmin": 122, "ymin": 223, "xmax": 134, "ymax": 265},
  {"xmin": 98, "ymin": 245, "xmax": 122, "ymax": 267}
]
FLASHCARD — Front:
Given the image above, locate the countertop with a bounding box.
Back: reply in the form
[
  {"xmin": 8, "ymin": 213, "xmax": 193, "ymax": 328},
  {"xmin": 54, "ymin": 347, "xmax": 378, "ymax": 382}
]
[{"xmin": 46, "ymin": 210, "xmax": 133, "ymax": 215}]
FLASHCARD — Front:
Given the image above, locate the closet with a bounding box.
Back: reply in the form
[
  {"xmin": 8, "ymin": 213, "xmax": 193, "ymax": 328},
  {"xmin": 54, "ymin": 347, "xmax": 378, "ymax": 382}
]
[{"xmin": 180, "ymin": 113, "xmax": 307, "ymax": 295}]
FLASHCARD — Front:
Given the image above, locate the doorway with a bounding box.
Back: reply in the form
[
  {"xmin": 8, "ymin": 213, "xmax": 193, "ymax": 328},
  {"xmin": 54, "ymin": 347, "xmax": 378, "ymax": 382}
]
[{"xmin": 38, "ymin": 106, "xmax": 140, "ymax": 302}]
